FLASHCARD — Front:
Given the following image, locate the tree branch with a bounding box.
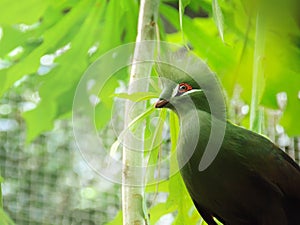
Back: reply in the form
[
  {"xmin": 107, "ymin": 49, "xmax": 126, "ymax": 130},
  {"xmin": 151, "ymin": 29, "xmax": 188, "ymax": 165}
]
[{"xmin": 122, "ymin": 0, "xmax": 160, "ymax": 225}]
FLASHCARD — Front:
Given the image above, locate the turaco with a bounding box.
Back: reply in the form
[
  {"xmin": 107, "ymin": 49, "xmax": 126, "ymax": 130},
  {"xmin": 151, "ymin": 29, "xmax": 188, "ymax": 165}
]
[{"xmin": 155, "ymin": 52, "xmax": 300, "ymax": 225}]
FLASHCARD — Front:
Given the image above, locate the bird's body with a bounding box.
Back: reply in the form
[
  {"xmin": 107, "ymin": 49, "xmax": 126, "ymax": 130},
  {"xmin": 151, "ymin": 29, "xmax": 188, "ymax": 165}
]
[
  {"xmin": 155, "ymin": 53, "xmax": 300, "ymax": 225},
  {"xmin": 178, "ymin": 109, "xmax": 300, "ymax": 225}
]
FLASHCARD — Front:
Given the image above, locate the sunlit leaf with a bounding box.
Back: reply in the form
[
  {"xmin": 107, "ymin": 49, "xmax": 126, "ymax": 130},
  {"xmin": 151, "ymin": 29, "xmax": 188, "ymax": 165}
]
[
  {"xmin": 114, "ymin": 92, "xmax": 159, "ymax": 102},
  {"xmin": 119, "ymin": 0, "xmax": 139, "ymax": 43},
  {"xmin": 160, "ymin": 4, "xmax": 237, "ymax": 74},
  {"xmin": 149, "ymin": 202, "xmax": 176, "ymax": 224},
  {"xmin": 104, "ymin": 210, "xmax": 122, "ymax": 225},
  {"xmin": 22, "ymin": 100, "xmax": 56, "ymax": 143},
  {"xmin": 22, "ymin": 0, "xmax": 101, "ymax": 141},
  {"xmin": 109, "ymin": 105, "xmax": 156, "ymax": 158},
  {"xmin": 0, "ymin": 0, "xmax": 93, "ymax": 98},
  {"xmin": 249, "ymin": 10, "xmax": 266, "ymax": 133},
  {"xmin": 212, "ymin": 0, "xmax": 224, "ymax": 42},
  {"xmin": 179, "ymin": 0, "xmax": 191, "ymax": 40},
  {"xmin": 97, "ymin": 0, "xmax": 126, "ymax": 54},
  {"xmin": 145, "ymin": 179, "xmax": 169, "ymax": 193},
  {"xmin": 0, "ymin": 0, "xmax": 49, "ymax": 24},
  {"xmin": 0, "ymin": 208, "xmax": 15, "ymax": 225},
  {"xmin": 145, "ymin": 109, "xmax": 167, "ymax": 181},
  {"xmin": 94, "ymin": 102, "xmax": 113, "ymax": 130}
]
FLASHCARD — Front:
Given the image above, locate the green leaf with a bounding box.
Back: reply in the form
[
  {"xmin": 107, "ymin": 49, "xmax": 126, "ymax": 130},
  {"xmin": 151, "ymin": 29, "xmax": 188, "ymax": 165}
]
[
  {"xmin": 114, "ymin": 92, "xmax": 159, "ymax": 102},
  {"xmin": 94, "ymin": 76, "xmax": 120, "ymax": 129},
  {"xmin": 0, "ymin": 26, "xmax": 27, "ymax": 56},
  {"xmin": 149, "ymin": 202, "xmax": 176, "ymax": 224},
  {"xmin": 145, "ymin": 179, "xmax": 169, "ymax": 193},
  {"xmin": 160, "ymin": 3, "xmax": 236, "ymax": 73},
  {"xmin": 95, "ymin": 102, "xmax": 113, "ymax": 130},
  {"xmin": 0, "ymin": 0, "xmax": 50, "ymax": 24},
  {"xmin": 168, "ymin": 173, "xmax": 199, "ymax": 224},
  {"xmin": 145, "ymin": 109, "xmax": 167, "ymax": 181},
  {"xmin": 259, "ymin": 2, "xmax": 300, "ymax": 135},
  {"xmin": 249, "ymin": 10, "xmax": 266, "ymax": 133},
  {"xmin": 119, "ymin": 0, "xmax": 138, "ymax": 43},
  {"xmin": 169, "ymin": 111, "xmax": 179, "ymax": 174},
  {"xmin": 97, "ymin": 0, "xmax": 126, "ymax": 53},
  {"xmin": 167, "ymin": 112, "xmax": 200, "ymax": 223},
  {"xmin": 109, "ymin": 105, "xmax": 156, "ymax": 158},
  {"xmin": 105, "ymin": 210, "xmax": 122, "ymax": 225},
  {"xmin": 0, "ymin": 208, "xmax": 15, "ymax": 225},
  {"xmin": 162, "ymin": 0, "xmax": 300, "ymax": 135},
  {"xmin": 0, "ymin": 0, "xmax": 93, "ymax": 98},
  {"xmin": 212, "ymin": 0, "xmax": 224, "ymax": 42},
  {"xmin": 179, "ymin": 0, "xmax": 191, "ymax": 33},
  {"xmin": 99, "ymin": 77, "xmax": 122, "ymax": 106},
  {"xmin": 22, "ymin": 0, "xmax": 104, "ymax": 141},
  {"xmin": 262, "ymin": 71, "xmax": 300, "ymax": 136},
  {"xmin": 22, "ymin": 100, "xmax": 56, "ymax": 142}
]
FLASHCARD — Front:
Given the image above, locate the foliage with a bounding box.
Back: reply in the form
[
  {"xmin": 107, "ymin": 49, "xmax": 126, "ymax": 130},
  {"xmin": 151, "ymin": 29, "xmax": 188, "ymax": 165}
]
[
  {"xmin": 1, "ymin": 0, "xmax": 300, "ymax": 224},
  {"xmin": 0, "ymin": 0, "xmax": 299, "ymax": 135},
  {"xmin": 0, "ymin": 209, "xmax": 15, "ymax": 225},
  {"xmin": 0, "ymin": 176, "xmax": 14, "ymax": 225}
]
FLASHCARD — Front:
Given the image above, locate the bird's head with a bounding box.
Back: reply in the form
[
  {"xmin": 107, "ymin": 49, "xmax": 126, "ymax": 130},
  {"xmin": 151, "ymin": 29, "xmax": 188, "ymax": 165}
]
[
  {"xmin": 154, "ymin": 52, "xmax": 226, "ymax": 119},
  {"xmin": 155, "ymin": 53, "xmax": 225, "ymax": 117},
  {"xmin": 155, "ymin": 76, "xmax": 210, "ymax": 115}
]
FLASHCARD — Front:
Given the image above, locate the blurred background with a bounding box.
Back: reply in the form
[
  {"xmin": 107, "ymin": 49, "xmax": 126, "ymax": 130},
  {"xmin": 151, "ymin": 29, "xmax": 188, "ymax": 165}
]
[
  {"xmin": 0, "ymin": 0, "xmax": 300, "ymax": 224},
  {"xmin": 0, "ymin": 78, "xmax": 120, "ymax": 224}
]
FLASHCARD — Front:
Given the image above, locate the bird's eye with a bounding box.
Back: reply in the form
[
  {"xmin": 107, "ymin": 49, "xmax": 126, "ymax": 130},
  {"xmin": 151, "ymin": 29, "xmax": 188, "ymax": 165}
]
[
  {"xmin": 179, "ymin": 85, "xmax": 187, "ymax": 91},
  {"xmin": 178, "ymin": 83, "xmax": 192, "ymax": 93}
]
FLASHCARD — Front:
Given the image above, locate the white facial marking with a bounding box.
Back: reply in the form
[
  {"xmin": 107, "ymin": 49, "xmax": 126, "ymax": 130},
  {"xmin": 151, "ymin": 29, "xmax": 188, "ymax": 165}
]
[
  {"xmin": 181, "ymin": 89, "xmax": 202, "ymax": 96},
  {"xmin": 171, "ymin": 84, "xmax": 179, "ymax": 97}
]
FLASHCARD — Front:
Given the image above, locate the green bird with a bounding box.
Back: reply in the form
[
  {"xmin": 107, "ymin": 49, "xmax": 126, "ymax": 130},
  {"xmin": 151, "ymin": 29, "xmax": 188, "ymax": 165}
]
[{"xmin": 155, "ymin": 53, "xmax": 300, "ymax": 225}]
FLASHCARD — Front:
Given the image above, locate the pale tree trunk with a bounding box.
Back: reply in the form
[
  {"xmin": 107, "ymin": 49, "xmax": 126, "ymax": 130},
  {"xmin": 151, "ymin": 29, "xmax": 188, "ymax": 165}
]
[{"xmin": 122, "ymin": 1, "xmax": 160, "ymax": 225}]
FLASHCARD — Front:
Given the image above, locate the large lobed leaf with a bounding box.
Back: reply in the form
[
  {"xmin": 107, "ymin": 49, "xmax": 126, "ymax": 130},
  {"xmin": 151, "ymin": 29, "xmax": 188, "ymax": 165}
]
[{"xmin": 160, "ymin": 0, "xmax": 300, "ymax": 135}]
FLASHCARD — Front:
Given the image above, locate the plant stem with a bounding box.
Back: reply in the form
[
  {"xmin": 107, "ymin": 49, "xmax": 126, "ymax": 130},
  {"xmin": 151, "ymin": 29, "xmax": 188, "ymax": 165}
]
[
  {"xmin": 249, "ymin": 8, "xmax": 266, "ymax": 133},
  {"xmin": 122, "ymin": 0, "xmax": 159, "ymax": 225},
  {"xmin": 0, "ymin": 183, "xmax": 3, "ymax": 209}
]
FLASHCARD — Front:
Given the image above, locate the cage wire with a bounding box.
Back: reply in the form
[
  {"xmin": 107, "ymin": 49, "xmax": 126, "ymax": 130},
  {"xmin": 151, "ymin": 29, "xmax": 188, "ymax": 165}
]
[
  {"xmin": 0, "ymin": 79, "xmax": 299, "ymax": 225},
  {"xmin": 0, "ymin": 85, "xmax": 120, "ymax": 224}
]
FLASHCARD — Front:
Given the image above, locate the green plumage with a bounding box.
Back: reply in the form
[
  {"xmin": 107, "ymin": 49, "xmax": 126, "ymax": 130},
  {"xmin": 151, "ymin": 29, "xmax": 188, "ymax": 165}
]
[{"xmin": 155, "ymin": 53, "xmax": 300, "ymax": 225}]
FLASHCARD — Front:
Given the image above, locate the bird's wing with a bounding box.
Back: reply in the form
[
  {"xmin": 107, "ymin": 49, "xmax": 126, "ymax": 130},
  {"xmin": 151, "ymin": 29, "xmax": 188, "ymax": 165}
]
[
  {"xmin": 225, "ymin": 122, "xmax": 300, "ymax": 224},
  {"xmin": 228, "ymin": 124, "xmax": 300, "ymax": 199},
  {"xmin": 192, "ymin": 200, "xmax": 218, "ymax": 225},
  {"xmin": 180, "ymin": 111, "xmax": 300, "ymax": 224},
  {"xmin": 268, "ymin": 144, "xmax": 300, "ymax": 198}
]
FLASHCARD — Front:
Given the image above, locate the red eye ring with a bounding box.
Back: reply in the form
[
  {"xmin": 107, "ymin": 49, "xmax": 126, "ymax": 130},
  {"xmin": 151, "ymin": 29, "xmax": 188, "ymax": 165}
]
[{"xmin": 178, "ymin": 83, "xmax": 193, "ymax": 93}]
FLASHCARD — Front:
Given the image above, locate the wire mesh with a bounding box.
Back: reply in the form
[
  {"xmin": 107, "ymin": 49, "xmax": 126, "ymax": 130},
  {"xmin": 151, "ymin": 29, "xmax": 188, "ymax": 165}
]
[{"xmin": 0, "ymin": 88, "xmax": 120, "ymax": 225}]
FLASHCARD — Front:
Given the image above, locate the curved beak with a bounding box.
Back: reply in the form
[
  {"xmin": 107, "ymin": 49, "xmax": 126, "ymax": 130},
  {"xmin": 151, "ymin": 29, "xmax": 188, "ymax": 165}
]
[{"xmin": 155, "ymin": 99, "xmax": 169, "ymax": 108}]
